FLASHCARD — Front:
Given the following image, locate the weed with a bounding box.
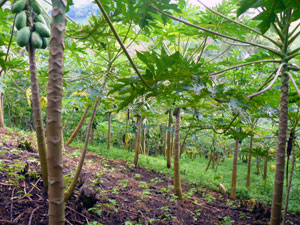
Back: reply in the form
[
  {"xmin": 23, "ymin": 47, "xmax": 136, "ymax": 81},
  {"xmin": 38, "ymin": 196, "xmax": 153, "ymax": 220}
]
[
  {"xmin": 218, "ymin": 216, "xmax": 233, "ymax": 225},
  {"xmin": 204, "ymin": 193, "xmax": 215, "ymax": 203},
  {"xmin": 138, "ymin": 181, "xmax": 148, "ymax": 189},
  {"xmin": 134, "ymin": 174, "xmax": 142, "ymax": 180}
]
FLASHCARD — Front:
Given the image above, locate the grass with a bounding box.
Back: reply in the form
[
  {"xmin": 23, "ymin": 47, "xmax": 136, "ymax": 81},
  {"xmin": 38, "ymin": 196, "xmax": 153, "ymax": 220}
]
[{"xmin": 71, "ymin": 141, "xmax": 300, "ymax": 214}]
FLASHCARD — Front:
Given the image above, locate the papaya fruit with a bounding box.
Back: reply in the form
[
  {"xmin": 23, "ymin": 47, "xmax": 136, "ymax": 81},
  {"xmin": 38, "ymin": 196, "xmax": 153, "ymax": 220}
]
[
  {"xmin": 31, "ymin": 0, "xmax": 41, "ymax": 15},
  {"xmin": 15, "ymin": 11, "xmax": 27, "ymax": 30},
  {"xmin": 17, "ymin": 27, "xmax": 30, "ymax": 47},
  {"xmin": 11, "ymin": 0, "xmax": 26, "ymax": 14},
  {"xmin": 31, "ymin": 31, "xmax": 43, "ymax": 48},
  {"xmin": 41, "ymin": 37, "xmax": 48, "ymax": 49},
  {"xmin": 34, "ymin": 15, "xmax": 46, "ymax": 25},
  {"xmin": 35, "ymin": 22, "xmax": 50, "ymax": 38}
]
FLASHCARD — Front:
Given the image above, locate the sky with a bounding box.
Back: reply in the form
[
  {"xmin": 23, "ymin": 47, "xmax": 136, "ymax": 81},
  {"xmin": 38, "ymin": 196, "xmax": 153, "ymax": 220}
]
[
  {"xmin": 38, "ymin": 0, "xmax": 224, "ymax": 22},
  {"xmin": 68, "ymin": 0, "xmax": 223, "ymax": 8},
  {"xmin": 189, "ymin": 0, "xmax": 222, "ymax": 7}
]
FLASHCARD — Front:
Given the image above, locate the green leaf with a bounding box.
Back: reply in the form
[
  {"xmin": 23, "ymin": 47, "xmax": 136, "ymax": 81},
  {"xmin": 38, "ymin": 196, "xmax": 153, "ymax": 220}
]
[
  {"xmin": 66, "ymin": 0, "xmax": 74, "ymax": 13},
  {"xmin": 237, "ymin": 0, "xmax": 260, "ymax": 17}
]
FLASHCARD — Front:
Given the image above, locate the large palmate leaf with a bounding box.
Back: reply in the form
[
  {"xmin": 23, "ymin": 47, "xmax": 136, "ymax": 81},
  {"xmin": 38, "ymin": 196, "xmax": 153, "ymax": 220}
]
[{"xmin": 237, "ymin": 0, "xmax": 286, "ymax": 34}]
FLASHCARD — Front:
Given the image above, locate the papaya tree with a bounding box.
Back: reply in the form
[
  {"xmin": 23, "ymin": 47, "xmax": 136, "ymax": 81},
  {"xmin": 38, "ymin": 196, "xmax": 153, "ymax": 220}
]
[
  {"xmin": 46, "ymin": 0, "xmax": 66, "ymax": 223},
  {"xmin": 7, "ymin": 0, "xmax": 50, "ymax": 188}
]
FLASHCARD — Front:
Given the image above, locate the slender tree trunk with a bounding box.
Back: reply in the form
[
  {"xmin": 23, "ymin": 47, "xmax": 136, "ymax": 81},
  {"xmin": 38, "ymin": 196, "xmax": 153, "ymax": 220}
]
[
  {"xmin": 270, "ymin": 66, "xmax": 289, "ymax": 225},
  {"xmin": 124, "ymin": 109, "xmax": 129, "ymax": 149},
  {"xmin": 0, "ymin": 93, "xmax": 4, "ymax": 127},
  {"xmin": 246, "ymin": 136, "xmax": 253, "ymax": 188},
  {"xmin": 65, "ymin": 97, "xmax": 101, "ymax": 200},
  {"xmin": 282, "ymin": 149, "xmax": 296, "ymax": 225},
  {"xmin": 142, "ymin": 128, "xmax": 146, "ymax": 154},
  {"xmin": 263, "ymin": 157, "xmax": 268, "ymax": 180},
  {"xmin": 63, "ymin": 107, "xmax": 75, "ymax": 130},
  {"xmin": 205, "ymin": 152, "xmax": 213, "ymax": 171},
  {"xmin": 174, "ymin": 108, "xmax": 183, "ymax": 199},
  {"xmin": 47, "ymin": 1, "xmax": 66, "ymax": 223},
  {"xmin": 91, "ymin": 128, "xmax": 94, "ymax": 145},
  {"xmin": 180, "ymin": 122, "xmax": 193, "ymax": 154},
  {"xmin": 28, "ymin": 43, "xmax": 48, "ymax": 189},
  {"xmin": 65, "ymin": 105, "xmax": 90, "ymax": 146},
  {"xmin": 64, "ymin": 76, "xmax": 108, "ymax": 200},
  {"xmin": 7, "ymin": 103, "xmax": 12, "ymax": 128},
  {"xmin": 256, "ymin": 156, "xmax": 261, "ymax": 175},
  {"xmin": 107, "ymin": 112, "xmax": 111, "ymax": 150},
  {"xmin": 133, "ymin": 115, "xmax": 142, "ymax": 167},
  {"xmin": 230, "ymin": 138, "xmax": 239, "ymax": 199},
  {"xmin": 166, "ymin": 110, "xmax": 172, "ymax": 168}
]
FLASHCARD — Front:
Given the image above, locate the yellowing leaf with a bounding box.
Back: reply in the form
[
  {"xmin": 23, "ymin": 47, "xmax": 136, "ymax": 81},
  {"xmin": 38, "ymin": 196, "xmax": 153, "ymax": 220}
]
[
  {"xmin": 25, "ymin": 87, "xmax": 31, "ymax": 107},
  {"xmin": 70, "ymin": 91, "xmax": 89, "ymax": 98},
  {"xmin": 40, "ymin": 96, "xmax": 47, "ymax": 109}
]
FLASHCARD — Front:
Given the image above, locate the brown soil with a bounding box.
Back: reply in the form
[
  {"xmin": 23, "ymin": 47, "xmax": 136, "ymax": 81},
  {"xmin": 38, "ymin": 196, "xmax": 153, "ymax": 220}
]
[{"xmin": 0, "ymin": 128, "xmax": 299, "ymax": 225}]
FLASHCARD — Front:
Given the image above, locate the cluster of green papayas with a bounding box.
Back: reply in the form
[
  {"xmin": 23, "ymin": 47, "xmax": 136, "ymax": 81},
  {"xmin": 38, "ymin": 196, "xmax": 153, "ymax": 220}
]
[{"xmin": 12, "ymin": 0, "xmax": 50, "ymax": 50}]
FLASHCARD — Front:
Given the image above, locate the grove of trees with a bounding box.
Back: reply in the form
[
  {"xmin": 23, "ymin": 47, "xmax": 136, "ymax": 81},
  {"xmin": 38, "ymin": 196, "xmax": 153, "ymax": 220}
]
[{"xmin": 0, "ymin": 0, "xmax": 300, "ymax": 224}]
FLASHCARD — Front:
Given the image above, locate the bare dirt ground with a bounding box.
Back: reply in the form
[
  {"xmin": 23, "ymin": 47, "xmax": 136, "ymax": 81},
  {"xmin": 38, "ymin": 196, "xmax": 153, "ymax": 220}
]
[{"xmin": 0, "ymin": 128, "xmax": 299, "ymax": 225}]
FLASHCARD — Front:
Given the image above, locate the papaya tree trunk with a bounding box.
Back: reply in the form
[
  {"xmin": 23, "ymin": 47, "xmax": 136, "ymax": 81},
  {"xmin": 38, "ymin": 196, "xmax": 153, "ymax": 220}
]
[
  {"xmin": 28, "ymin": 43, "xmax": 48, "ymax": 189},
  {"xmin": 107, "ymin": 112, "xmax": 111, "ymax": 150},
  {"xmin": 270, "ymin": 66, "xmax": 289, "ymax": 225},
  {"xmin": 174, "ymin": 108, "xmax": 183, "ymax": 199},
  {"xmin": 205, "ymin": 152, "xmax": 213, "ymax": 171},
  {"xmin": 230, "ymin": 138, "xmax": 239, "ymax": 199},
  {"xmin": 0, "ymin": 94, "xmax": 4, "ymax": 128},
  {"xmin": 263, "ymin": 157, "xmax": 268, "ymax": 180},
  {"xmin": 246, "ymin": 136, "xmax": 253, "ymax": 188},
  {"xmin": 63, "ymin": 107, "xmax": 75, "ymax": 130},
  {"xmin": 166, "ymin": 109, "xmax": 172, "ymax": 168},
  {"xmin": 256, "ymin": 156, "xmax": 261, "ymax": 175},
  {"xmin": 47, "ymin": 1, "xmax": 66, "ymax": 224},
  {"xmin": 282, "ymin": 148, "xmax": 296, "ymax": 225},
  {"xmin": 64, "ymin": 76, "xmax": 108, "ymax": 200},
  {"xmin": 142, "ymin": 128, "xmax": 146, "ymax": 154},
  {"xmin": 91, "ymin": 128, "xmax": 94, "ymax": 145},
  {"xmin": 65, "ymin": 105, "xmax": 90, "ymax": 146},
  {"xmin": 133, "ymin": 115, "xmax": 142, "ymax": 167}
]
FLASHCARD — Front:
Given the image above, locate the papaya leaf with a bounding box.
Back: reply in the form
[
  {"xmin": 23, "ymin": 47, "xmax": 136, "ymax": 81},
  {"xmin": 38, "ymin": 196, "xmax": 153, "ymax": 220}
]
[{"xmin": 66, "ymin": 0, "xmax": 74, "ymax": 13}]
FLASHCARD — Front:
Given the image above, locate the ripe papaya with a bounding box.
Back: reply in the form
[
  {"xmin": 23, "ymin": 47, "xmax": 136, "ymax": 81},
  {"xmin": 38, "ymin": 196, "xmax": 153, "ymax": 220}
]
[
  {"xmin": 11, "ymin": 0, "xmax": 26, "ymax": 14},
  {"xmin": 34, "ymin": 15, "xmax": 46, "ymax": 25},
  {"xmin": 15, "ymin": 11, "xmax": 27, "ymax": 30},
  {"xmin": 35, "ymin": 22, "xmax": 50, "ymax": 38},
  {"xmin": 31, "ymin": 0, "xmax": 41, "ymax": 15},
  {"xmin": 17, "ymin": 27, "xmax": 30, "ymax": 47},
  {"xmin": 41, "ymin": 37, "xmax": 48, "ymax": 49},
  {"xmin": 31, "ymin": 31, "xmax": 43, "ymax": 48}
]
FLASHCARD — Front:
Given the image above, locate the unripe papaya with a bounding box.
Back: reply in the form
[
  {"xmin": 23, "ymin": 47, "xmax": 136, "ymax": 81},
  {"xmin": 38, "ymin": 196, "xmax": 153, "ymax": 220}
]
[
  {"xmin": 34, "ymin": 15, "xmax": 46, "ymax": 25},
  {"xmin": 11, "ymin": 0, "xmax": 26, "ymax": 14},
  {"xmin": 35, "ymin": 22, "xmax": 50, "ymax": 38},
  {"xmin": 41, "ymin": 37, "xmax": 48, "ymax": 49},
  {"xmin": 31, "ymin": 0, "xmax": 41, "ymax": 15},
  {"xmin": 31, "ymin": 31, "xmax": 43, "ymax": 48},
  {"xmin": 15, "ymin": 11, "xmax": 27, "ymax": 30},
  {"xmin": 17, "ymin": 27, "xmax": 30, "ymax": 47}
]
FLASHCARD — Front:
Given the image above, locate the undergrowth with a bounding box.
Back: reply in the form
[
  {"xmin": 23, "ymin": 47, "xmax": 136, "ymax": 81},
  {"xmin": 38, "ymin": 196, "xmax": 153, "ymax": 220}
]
[{"xmin": 71, "ymin": 141, "xmax": 300, "ymax": 214}]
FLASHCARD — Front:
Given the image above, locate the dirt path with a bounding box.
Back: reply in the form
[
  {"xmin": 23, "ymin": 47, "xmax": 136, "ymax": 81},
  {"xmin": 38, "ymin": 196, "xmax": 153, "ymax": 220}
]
[{"xmin": 0, "ymin": 128, "xmax": 299, "ymax": 224}]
